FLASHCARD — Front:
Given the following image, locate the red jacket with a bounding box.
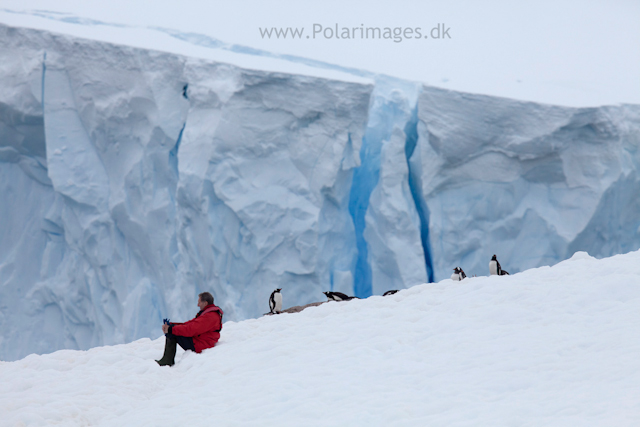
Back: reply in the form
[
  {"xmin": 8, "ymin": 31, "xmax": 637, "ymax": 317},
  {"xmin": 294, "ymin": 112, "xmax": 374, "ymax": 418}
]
[{"xmin": 170, "ymin": 304, "xmax": 223, "ymax": 353}]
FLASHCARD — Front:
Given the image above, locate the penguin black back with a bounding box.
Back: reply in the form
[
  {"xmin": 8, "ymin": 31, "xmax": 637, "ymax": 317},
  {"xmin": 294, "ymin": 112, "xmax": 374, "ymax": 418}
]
[
  {"xmin": 323, "ymin": 291, "xmax": 353, "ymax": 301},
  {"xmin": 269, "ymin": 288, "xmax": 283, "ymax": 314}
]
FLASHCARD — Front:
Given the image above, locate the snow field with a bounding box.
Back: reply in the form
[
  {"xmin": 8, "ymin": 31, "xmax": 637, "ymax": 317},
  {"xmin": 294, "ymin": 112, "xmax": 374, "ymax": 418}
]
[{"xmin": 2, "ymin": 250, "xmax": 640, "ymax": 426}]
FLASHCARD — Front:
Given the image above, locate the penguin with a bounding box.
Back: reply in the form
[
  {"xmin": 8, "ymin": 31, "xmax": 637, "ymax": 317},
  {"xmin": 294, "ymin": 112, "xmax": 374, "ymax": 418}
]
[
  {"xmin": 489, "ymin": 255, "xmax": 509, "ymax": 276},
  {"xmin": 383, "ymin": 290, "xmax": 399, "ymax": 296},
  {"xmin": 323, "ymin": 291, "xmax": 354, "ymax": 301},
  {"xmin": 269, "ymin": 288, "xmax": 283, "ymax": 314},
  {"xmin": 451, "ymin": 267, "xmax": 467, "ymax": 281},
  {"xmin": 489, "ymin": 255, "xmax": 500, "ymax": 275}
]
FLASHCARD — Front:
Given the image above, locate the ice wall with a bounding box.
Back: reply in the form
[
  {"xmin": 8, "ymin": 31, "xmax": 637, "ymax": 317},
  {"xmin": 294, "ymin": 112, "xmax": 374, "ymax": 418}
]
[
  {"xmin": 174, "ymin": 61, "xmax": 370, "ymax": 320},
  {"xmin": 413, "ymin": 86, "xmax": 640, "ymax": 280},
  {"xmin": 0, "ymin": 24, "xmax": 370, "ymax": 360},
  {"xmin": 1, "ymin": 22, "xmax": 640, "ymax": 361}
]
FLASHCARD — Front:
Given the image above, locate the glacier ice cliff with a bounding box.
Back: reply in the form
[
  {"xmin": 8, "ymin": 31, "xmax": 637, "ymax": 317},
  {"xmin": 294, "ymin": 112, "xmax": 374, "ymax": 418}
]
[
  {"xmin": 413, "ymin": 87, "xmax": 640, "ymax": 280},
  {"xmin": 0, "ymin": 24, "xmax": 369, "ymax": 360},
  {"xmin": 1, "ymin": 23, "xmax": 639, "ymax": 360}
]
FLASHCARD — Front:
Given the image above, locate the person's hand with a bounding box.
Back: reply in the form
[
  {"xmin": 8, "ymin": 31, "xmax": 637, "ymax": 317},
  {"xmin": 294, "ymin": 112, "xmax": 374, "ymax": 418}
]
[{"xmin": 162, "ymin": 324, "xmax": 169, "ymax": 334}]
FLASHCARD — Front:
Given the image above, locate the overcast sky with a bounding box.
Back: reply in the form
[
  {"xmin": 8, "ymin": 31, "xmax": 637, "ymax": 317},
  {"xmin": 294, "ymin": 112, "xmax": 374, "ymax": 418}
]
[{"xmin": 2, "ymin": 0, "xmax": 639, "ymax": 106}]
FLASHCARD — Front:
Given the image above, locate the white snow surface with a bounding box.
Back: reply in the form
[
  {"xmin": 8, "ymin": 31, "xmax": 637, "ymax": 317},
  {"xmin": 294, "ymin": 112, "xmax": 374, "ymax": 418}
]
[{"xmin": 2, "ymin": 250, "xmax": 640, "ymax": 426}]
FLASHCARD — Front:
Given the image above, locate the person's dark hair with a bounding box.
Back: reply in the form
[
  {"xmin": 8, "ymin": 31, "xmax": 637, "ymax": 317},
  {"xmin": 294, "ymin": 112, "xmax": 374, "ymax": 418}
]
[{"xmin": 199, "ymin": 292, "xmax": 214, "ymax": 305}]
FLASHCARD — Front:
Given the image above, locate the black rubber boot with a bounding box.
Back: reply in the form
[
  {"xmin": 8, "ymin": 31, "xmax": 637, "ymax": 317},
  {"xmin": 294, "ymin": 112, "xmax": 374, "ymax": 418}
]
[{"xmin": 156, "ymin": 336, "xmax": 177, "ymax": 366}]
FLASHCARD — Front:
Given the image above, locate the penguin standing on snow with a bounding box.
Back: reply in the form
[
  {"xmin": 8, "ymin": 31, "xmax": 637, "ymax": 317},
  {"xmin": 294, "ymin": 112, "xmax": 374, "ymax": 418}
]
[
  {"xmin": 323, "ymin": 291, "xmax": 355, "ymax": 301},
  {"xmin": 489, "ymin": 255, "xmax": 509, "ymax": 276},
  {"xmin": 383, "ymin": 290, "xmax": 399, "ymax": 296},
  {"xmin": 269, "ymin": 288, "xmax": 283, "ymax": 314},
  {"xmin": 451, "ymin": 267, "xmax": 467, "ymax": 281}
]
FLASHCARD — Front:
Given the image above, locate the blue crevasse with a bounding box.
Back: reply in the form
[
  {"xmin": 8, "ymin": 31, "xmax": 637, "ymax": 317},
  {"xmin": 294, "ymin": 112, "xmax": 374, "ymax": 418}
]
[
  {"xmin": 348, "ymin": 78, "xmax": 423, "ymax": 297},
  {"xmin": 404, "ymin": 107, "xmax": 435, "ymax": 283}
]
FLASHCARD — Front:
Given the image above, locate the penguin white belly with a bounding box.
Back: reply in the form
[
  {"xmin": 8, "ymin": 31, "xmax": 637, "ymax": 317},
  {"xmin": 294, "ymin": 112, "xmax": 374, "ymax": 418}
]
[
  {"xmin": 273, "ymin": 292, "xmax": 283, "ymax": 312},
  {"xmin": 451, "ymin": 273, "xmax": 460, "ymax": 281},
  {"xmin": 489, "ymin": 260, "xmax": 498, "ymax": 275}
]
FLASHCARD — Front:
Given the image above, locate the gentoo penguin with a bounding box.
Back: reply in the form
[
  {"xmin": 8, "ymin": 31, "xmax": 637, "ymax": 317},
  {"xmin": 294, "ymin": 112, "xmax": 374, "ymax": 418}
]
[
  {"xmin": 323, "ymin": 291, "xmax": 354, "ymax": 301},
  {"xmin": 451, "ymin": 267, "xmax": 467, "ymax": 281},
  {"xmin": 489, "ymin": 255, "xmax": 510, "ymax": 276},
  {"xmin": 269, "ymin": 288, "xmax": 283, "ymax": 314},
  {"xmin": 383, "ymin": 290, "xmax": 399, "ymax": 296}
]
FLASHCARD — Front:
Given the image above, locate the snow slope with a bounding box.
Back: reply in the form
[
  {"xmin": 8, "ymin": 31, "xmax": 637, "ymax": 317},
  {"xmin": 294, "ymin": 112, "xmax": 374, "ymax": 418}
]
[{"xmin": 2, "ymin": 250, "xmax": 640, "ymax": 426}]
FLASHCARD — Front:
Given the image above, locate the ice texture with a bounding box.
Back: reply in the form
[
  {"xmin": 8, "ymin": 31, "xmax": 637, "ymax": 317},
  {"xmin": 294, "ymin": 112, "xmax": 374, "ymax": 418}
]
[
  {"xmin": 413, "ymin": 87, "xmax": 640, "ymax": 280},
  {"xmin": 1, "ymin": 23, "xmax": 639, "ymax": 360},
  {"xmin": 0, "ymin": 24, "xmax": 370, "ymax": 360}
]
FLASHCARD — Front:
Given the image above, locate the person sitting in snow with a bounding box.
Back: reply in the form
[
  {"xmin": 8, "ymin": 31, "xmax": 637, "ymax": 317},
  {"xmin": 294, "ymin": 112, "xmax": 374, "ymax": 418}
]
[{"xmin": 156, "ymin": 292, "xmax": 223, "ymax": 366}]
